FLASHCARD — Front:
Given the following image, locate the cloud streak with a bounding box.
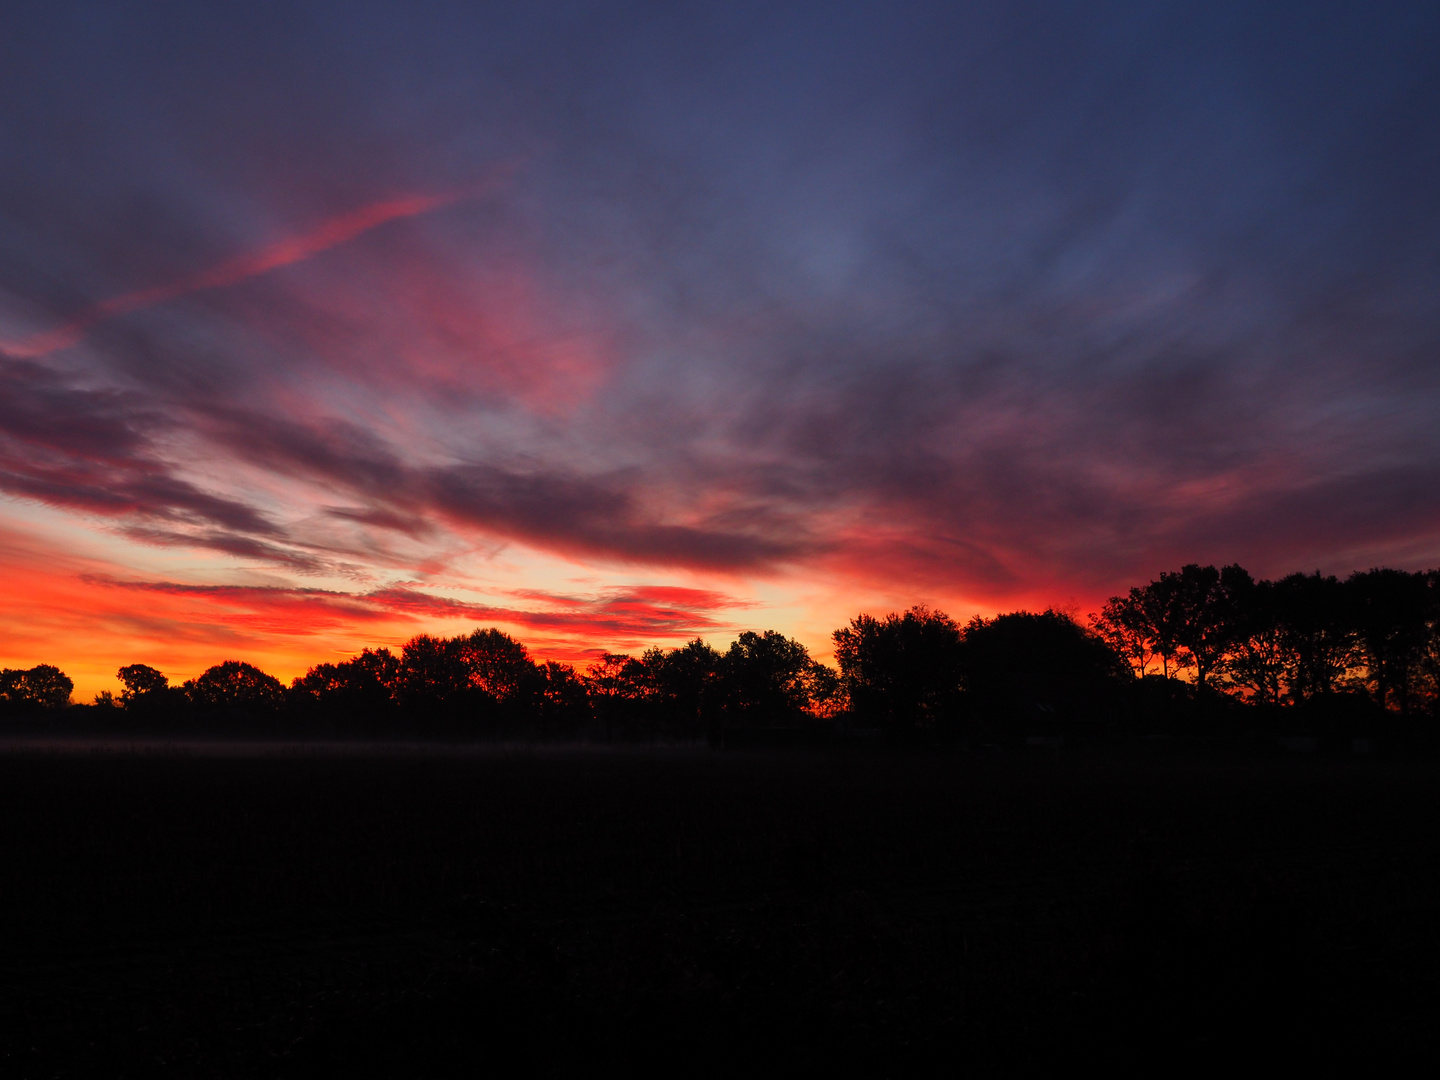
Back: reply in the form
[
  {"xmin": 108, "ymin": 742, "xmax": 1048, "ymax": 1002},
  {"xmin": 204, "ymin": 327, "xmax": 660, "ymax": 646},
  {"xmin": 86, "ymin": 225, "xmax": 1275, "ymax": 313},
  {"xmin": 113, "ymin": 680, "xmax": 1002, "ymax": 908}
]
[
  {"xmin": 84, "ymin": 576, "xmax": 739, "ymax": 647},
  {"xmin": 0, "ymin": 177, "xmax": 515, "ymax": 359}
]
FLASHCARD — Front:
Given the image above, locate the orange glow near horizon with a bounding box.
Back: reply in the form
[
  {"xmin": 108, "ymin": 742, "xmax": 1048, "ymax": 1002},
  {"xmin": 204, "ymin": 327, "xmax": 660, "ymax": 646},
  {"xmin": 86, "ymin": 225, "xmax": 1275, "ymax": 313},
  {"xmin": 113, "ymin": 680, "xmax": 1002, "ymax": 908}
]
[
  {"xmin": 0, "ymin": 509, "xmax": 1101, "ymax": 704},
  {"xmin": 0, "ymin": 516, "xmax": 769, "ymax": 700}
]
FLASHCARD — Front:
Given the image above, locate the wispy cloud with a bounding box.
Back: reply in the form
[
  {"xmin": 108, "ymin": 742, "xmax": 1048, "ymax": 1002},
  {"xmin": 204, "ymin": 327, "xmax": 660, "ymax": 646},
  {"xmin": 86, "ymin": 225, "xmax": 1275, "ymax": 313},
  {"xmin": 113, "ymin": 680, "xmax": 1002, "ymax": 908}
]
[
  {"xmin": 84, "ymin": 575, "xmax": 737, "ymax": 644},
  {"xmin": 0, "ymin": 174, "xmax": 515, "ymax": 360}
]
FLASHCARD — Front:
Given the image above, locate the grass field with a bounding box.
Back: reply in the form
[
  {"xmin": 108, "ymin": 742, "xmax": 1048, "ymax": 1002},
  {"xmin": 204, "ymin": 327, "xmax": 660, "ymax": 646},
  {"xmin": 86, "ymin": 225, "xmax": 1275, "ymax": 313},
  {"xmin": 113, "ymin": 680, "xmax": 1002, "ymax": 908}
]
[{"xmin": 1, "ymin": 744, "xmax": 1438, "ymax": 1075}]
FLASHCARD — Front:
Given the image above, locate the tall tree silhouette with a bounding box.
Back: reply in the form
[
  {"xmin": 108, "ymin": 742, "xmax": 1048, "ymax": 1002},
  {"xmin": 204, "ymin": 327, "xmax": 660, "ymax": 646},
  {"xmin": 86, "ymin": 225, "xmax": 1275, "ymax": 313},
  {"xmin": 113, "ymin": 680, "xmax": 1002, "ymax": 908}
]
[
  {"xmin": 1220, "ymin": 575, "xmax": 1289, "ymax": 706},
  {"xmin": 1162, "ymin": 564, "xmax": 1249, "ymax": 692},
  {"xmin": 714, "ymin": 631, "xmax": 825, "ymax": 726},
  {"xmin": 1091, "ymin": 591, "xmax": 1158, "ymax": 678},
  {"xmin": 1348, "ymin": 568, "xmax": 1431, "ymax": 715},
  {"xmin": 1117, "ymin": 574, "xmax": 1192, "ymax": 680},
  {"xmin": 833, "ymin": 606, "xmax": 963, "ymax": 735},
  {"xmin": 1271, "ymin": 572, "xmax": 1357, "ymax": 701}
]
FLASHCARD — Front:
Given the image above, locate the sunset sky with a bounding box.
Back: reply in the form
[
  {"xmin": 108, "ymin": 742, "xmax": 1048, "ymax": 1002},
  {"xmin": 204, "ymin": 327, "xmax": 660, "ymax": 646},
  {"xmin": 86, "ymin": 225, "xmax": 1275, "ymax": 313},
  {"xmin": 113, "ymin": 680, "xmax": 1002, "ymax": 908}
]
[{"xmin": 3, "ymin": 2, "xmax": 1440, "ymax": 698}]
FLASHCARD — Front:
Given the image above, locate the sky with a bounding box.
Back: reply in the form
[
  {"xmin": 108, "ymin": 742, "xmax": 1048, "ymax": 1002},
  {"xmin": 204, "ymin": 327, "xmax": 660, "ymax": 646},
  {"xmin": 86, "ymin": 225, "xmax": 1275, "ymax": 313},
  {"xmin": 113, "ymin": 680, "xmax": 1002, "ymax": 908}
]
[{"xmin": 3, "ymin": 1, "xmax": 1440, "ymax": 698}]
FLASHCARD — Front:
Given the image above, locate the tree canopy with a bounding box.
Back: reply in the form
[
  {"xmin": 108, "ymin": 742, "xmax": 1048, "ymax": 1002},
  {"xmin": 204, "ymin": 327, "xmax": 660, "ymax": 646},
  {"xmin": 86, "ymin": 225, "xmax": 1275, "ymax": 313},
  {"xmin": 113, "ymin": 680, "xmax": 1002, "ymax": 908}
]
[
  {"xmin": 0, "ymin": 664, "xmax": 73, "ymax": 712},
  {"xmin": 185, "ymin": 661, "xmax": 287, "ymax": 712},
  {"xmin": 833, "ymin": 606, "xmax": 963, "ymax": 735}
]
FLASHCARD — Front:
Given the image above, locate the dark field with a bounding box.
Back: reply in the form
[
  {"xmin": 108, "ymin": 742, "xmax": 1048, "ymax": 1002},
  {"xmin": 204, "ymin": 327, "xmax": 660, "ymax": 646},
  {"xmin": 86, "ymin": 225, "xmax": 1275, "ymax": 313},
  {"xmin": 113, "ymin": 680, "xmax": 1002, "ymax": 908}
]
[{"xmin": 2, "ymin": 746, "xmax": 1438, "ymax": 1075}]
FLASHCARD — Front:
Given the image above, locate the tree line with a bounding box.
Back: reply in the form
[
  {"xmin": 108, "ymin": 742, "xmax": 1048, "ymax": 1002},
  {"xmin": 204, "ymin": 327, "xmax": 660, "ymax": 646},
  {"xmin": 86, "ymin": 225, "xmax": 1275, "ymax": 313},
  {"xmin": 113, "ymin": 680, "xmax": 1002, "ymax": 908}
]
[
  {"xmin": 4, "ymin": 562, "xmax": 1438, "ymax": 741},
  {"xmin": 1090, "ymin": 565, "xmax": 1440, "ymax": 716}
]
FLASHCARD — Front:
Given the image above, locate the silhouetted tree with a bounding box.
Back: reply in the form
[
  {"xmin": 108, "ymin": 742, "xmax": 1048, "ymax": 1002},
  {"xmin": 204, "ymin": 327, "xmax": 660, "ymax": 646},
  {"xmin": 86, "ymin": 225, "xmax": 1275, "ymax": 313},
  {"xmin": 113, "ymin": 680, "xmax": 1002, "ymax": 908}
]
[
  {"xmin": 583, "ymin": 652, "xmax": 635, "ymax": 740},
  {"xmin": 652, "ymin": 638, "xmax": 723, "ymax": 737},
  {"xmin": 118, "ymin": 664, "xmax": 169, "ymax": 705},
  {"xmin": 611, "ymin": 641, "xmax": 735, "ymax": 738},
  {"xmin": 1162, "ymin": 564, "xmax": 1250, "ymax": 692},
  {"xmin": 185, "ymin": 661, "xmax": 286, "ymax": 712},
  {"xmin": 714, "ymin": 631, "xmax": 826, "ymax": 727},
  {"xmin": 805, "ymin": 661, "xmax": 845, "ymax": 719},
  {"xmin": 833, "ymin": 606, "xmax": 963, "ymax": 736},
  {"xmin": 1349, "ymin": 568, "xmax": 1432, "ymax": 715},
  {"xmin": 1110, "ymin": 565, "xmax": 1248, "ymax": 689},
  {"xmin": 1136, "ymin": 573, "xmax": 1190, "ymax": 679},
  {"xmin": 960, "ymin": 610, "xmax": 1129, "ymax": 734},
  {"xmin": 1219, "ymin": 574, "xmax": 1289, "ymax": 706},
  {"xmin": 291, "ymin": 648, "xmax": 400, "ymax": 727},
  {"xmin": 454, "ymin": 628, "xmax": 535, "ymax": 702},
  {"xmin": 1271, "ymin": 572, "xmax": 1357, "ymax": 701},
  {"xmin": 1091, "ymin": 591, "xmax": 1159, "ymax": 678},
  {"xmin": 396, "ymin": 634, "xmax": 469, "ymax": 711},
  {"xmin": 393, "ymin": 629, "xmax": 545, "ymax": 733},
  {"xmin": 582, "ymin": 640, "xmax": 724, "ymax": 740},
  {"xmin": 1418, "ymin": 570, "xmax": 1440, "ymax": 719},
  {"xmin": 584, "ymin": 653, "xmax": 632, "ymax": 697},
  {"xmin": 610, "ymin": 648, "xmax": 678, "ymax": 740},
  {"xmin": 114, "ymin": 663, "xmax": 186, "ymax": 722},
  {"xmin": 533, "ymin": 660, "xmax": 591, "ymax": 738},
  {"xmin": 0, "ymin": 664, "xmax": 73, "ymax": 713},
  {"xmin": 24, "ymin": 664, "xmax": 73, "ymax": 710}
]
